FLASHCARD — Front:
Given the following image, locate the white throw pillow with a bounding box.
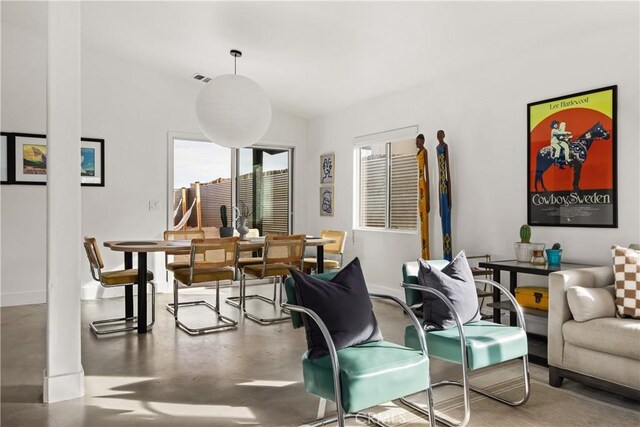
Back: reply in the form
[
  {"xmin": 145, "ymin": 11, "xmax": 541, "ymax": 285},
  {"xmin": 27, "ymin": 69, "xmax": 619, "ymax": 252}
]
[{"xmin": 567, "ymin": 285, "xmax": 616, "ymax": 322}]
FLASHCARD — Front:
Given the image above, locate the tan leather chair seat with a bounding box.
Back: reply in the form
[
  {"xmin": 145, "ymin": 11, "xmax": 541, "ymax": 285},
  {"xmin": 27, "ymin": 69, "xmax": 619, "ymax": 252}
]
[
  {"xmin": 174, "ymin": 266, "xmax": 235, "ymax": 284},
  {"xmin": 167, "ymin": 261, "xmax": 190, "ymax": 272},
  {"xmin": 243, "ymin": 263, "xmax": 295, "ymax": 278},
  {"xmin": 237, "ymin": 257, "xmax": 263, "ymax": 267},
  {"xmin": 303, "ymin": 258, "xmax": 341, "ymax": 269},
  {"xmin": 101, "ymin": 269, "xmax": 155, "ymax": 286}
]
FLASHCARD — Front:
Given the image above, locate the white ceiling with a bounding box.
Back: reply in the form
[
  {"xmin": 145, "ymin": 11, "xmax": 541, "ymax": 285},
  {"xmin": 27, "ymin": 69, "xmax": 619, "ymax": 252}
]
[{"xmin": 3, "ymin": 1, "xmax": 635, "ymax": 118}]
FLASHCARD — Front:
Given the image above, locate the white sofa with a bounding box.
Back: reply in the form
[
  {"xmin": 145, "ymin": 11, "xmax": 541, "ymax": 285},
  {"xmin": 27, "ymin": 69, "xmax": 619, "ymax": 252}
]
[{"xmin": 548, "ymin": 266, "xmax": 640, "ymax": 399}]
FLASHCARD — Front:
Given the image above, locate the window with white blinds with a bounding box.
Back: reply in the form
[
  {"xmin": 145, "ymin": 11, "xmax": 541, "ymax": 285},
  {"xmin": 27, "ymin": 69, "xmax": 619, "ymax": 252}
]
[{"xmin": 357, "ymin": 138, "xmax": 417, "ymax": 230}]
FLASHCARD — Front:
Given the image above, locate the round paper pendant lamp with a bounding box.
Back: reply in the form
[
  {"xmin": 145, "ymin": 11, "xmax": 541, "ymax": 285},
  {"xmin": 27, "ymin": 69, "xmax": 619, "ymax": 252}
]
[{"xmin": 196, "ymin": 74, "xmax": 272, "ymax": 148}]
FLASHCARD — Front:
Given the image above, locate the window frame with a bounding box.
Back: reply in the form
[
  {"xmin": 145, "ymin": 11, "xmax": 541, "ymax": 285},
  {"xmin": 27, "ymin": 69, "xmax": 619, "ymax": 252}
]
[
  {"xmin": 353, "ymin": 136, "xmax": 419, "ymax": 234},
  {"xmin": 167, "ymin": 132, "xmax": 293, "ymax": 235}
]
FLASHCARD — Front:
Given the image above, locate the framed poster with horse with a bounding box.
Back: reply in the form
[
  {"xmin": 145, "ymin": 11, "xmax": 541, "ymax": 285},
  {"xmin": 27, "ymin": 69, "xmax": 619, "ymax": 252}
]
[{"xmin": 527, "ymin": 86, "xmax": 617, "ymax": 227}]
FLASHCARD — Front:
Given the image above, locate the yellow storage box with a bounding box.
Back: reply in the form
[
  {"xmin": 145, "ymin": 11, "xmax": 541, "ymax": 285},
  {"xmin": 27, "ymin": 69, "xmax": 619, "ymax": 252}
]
[{"xmin": 515, "ymin": 287, "xmax": 549, "ymax": 311}]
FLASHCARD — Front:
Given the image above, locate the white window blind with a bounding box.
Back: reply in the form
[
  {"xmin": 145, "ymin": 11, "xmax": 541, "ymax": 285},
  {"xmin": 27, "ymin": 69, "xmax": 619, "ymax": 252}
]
[{"xmin": 356, "ymin": 136, "xmax": 417, "ymax": 231}]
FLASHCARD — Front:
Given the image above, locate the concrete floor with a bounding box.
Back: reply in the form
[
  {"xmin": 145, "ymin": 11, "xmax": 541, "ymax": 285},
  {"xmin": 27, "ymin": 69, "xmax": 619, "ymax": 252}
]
[{"xmin": 1, "ymin": 284, "xmax": 461, "ymax": 426}]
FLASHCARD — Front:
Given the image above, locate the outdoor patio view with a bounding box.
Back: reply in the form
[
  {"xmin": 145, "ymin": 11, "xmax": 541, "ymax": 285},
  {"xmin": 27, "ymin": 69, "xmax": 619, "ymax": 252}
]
[{"xmin": 173, "ymin": 139, "xmax": 290, "ymax": 236}]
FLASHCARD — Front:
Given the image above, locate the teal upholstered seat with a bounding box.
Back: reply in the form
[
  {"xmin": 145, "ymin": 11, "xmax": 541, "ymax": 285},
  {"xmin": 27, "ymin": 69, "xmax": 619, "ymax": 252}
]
[
  {"xmin": 284, "ymin": 273, "xmax": 436, "ymax": 427},
  {"xmin": 399, "ymin": 260, "xmax": 531, "ymax": 427},
  {"xmin": 303, "ymin": 340, "xmax": 430, "ymax": 413},
  {"xmin": 405, "ymin": 320, "xmax": 528, "ymax": 370}
]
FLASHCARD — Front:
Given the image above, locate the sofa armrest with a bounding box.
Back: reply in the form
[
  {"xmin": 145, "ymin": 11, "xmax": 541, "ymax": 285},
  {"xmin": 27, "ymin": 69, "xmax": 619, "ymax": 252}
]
[{"xmin": 548, "ymin": 266, "xmax": 614, "ymax": 366}]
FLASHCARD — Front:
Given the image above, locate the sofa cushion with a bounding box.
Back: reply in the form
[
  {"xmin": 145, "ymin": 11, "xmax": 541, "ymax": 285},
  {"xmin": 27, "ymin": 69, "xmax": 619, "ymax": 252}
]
[
  {"xmin": 418, "ymin": 251, "xmax": 481, "ymax": 330},
  {"xmin": 567, "ymin": 285, "xmax": 616, "ymax": 322},
  {"xmin": 612, "ymin": 245, "xmax": 640, "ymax": 319},
  {"xmin": 563, "ymin": 317, "xmax": 640, "ymax": 360}
]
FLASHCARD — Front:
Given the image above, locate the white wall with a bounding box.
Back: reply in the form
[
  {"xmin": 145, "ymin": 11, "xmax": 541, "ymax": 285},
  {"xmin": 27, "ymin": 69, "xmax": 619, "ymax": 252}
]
[
  {"xmin": 307, "ymin": 17, "xmax": 640, "ymax": 291},
  {"xmin": 0, "ymin": 3, "xmax": 308, "ymax": 305}
]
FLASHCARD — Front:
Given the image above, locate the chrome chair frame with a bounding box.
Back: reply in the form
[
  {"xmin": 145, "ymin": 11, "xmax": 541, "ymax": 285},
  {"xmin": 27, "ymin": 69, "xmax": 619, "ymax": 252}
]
[
  {"xmin": 239, "ymin": 236, "xmax": 305, "ymax": 325},
  {"xmin": 83, "ymin": 238, "xmax": 156, "ymax": 336},
  {"xmin": 284, "ymin": 293, "xmax": 435, "ymax": 427},
  {"xmin": 399, "ymin": 279, "xmax": 530, "ymax": 427},
  {"xmin": 166, "ymin": 238, "xmax": 239, "ymax": 335}
]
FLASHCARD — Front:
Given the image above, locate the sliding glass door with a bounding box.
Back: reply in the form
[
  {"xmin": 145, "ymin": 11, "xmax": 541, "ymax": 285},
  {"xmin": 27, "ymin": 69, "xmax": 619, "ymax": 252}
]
[
  {"xmin": 171, "ymin": 137, "xmax": 292, "ymax": 235},
  {"xmin": 237, "ymin": 147, "xmax": 291, "ymax": 236}
]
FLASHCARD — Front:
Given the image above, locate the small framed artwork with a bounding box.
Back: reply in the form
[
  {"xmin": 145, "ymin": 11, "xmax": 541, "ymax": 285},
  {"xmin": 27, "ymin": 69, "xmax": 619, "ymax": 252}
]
[
  {"xmin": 320, "ymin": 152, "xmax": 335, "ymax": 184},
  {"xmin": 14, "ymin": 133, "xmax": 47, "ymax": 185},
  {"xmin": 81, "ymin": 138, "xmax": 105, "ymax": 186},
  {"xmin": 320, "ymin": 186, "xmax": 334, "ymax": 216},
  {"xmin": 1, "ymin": 132, "xmax": 14, "ymax": 184},
  {"xmin": 527, "ymin": 85, "xmax": 617, "ymax": 227}
]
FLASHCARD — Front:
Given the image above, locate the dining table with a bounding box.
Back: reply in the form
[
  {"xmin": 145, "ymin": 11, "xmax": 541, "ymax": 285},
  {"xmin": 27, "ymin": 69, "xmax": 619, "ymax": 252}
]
[{"xmin": 104, "ymin": 236, "xmax": 336, "ymax": 334}]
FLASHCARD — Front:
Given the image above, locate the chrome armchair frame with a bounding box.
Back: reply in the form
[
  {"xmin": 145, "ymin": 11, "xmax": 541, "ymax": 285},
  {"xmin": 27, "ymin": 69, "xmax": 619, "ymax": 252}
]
[
  {"xmin": 284, "ymin": 293, "xmax": 435, "ymax": 427},
  {"xmin": 399, "ymin": 279, "xmax": 530, "ymax": 427}
]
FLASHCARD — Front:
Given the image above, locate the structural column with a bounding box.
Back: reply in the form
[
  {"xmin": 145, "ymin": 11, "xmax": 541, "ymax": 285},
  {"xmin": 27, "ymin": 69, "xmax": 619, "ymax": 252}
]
[{"xmin": 43, "ymin": 1, "xmax": 84, "ymax": 403}]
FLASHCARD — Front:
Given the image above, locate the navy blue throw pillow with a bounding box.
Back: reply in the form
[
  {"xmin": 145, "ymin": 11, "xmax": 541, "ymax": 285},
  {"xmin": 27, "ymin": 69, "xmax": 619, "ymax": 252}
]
[
  {"xmin": 418, "ymin": 251, "xmax": 481, "ymax": 330},
  {"xmin": 289, "ymin": 257, "xmax": 383, "ymax": 359}
]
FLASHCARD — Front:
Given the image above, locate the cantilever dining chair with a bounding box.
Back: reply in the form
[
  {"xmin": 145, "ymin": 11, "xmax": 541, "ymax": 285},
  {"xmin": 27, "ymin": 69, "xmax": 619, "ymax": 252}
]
[
  {"xmin": 226, "ymin": 229, "xmax": 264, "ymax": 308},
  {"xmin": 169, "ymin": 237, "xmax": 239, "ymax": 335},
  {"xmin": 83, "ymin": 236, "xmax": 156, "ymax": 336},
  {"xmin": 163, "ymin": 229, "xmax": 205, "ymax": 272},
  {"xmin": 239, "ymin": 234, "xmax": 305, "ymax": 324},
  {"xmin": 303, "ymin": 230, "xmax": 347, "ymax": 273}
]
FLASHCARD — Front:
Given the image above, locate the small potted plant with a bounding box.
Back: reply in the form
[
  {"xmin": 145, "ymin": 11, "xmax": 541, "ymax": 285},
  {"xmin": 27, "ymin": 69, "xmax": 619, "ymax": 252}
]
[
  {"xmin": 219, "ymin": 205, "xmax": 235, "ymax": 237},
  {"xmin": 545, "ymin": 242, "xmax": 563, "ymax": 265},
  {"xmin": 514, "ymin": 224, "xmax": 534, "ymax": 262}
]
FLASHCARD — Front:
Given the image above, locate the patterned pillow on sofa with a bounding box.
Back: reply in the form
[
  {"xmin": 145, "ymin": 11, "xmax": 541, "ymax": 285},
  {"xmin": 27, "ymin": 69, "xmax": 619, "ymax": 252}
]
[{"xmin": 612, "ymin": 245, "xmax": 640, "ymax": 319}]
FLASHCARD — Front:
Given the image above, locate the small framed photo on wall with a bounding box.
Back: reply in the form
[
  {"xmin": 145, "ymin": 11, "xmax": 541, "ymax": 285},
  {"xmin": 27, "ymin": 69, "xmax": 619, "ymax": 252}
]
[
  {"xmin": 14, "ymin": 133, "xmax": 47, "ymax": 185},
  {"xmin": 81, "ymin": 138, "xmax": 105, "ymax": 186},
  {"xmin": 320, "ymin": 186, "xmax": 334, "ymax": 216},
  {"xmin": 320, "ymin": 152, "xmax": 335, "ymax": 184}
]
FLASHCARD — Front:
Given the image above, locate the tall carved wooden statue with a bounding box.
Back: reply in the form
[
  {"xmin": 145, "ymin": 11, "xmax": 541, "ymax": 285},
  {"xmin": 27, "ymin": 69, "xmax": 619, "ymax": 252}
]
[
  {"xmin": 436, "ymin": 130, "xmax": 452, "ymax": 261},
  {"xmin": 416, "ymin": 134, "xmax": 430, "ymax": 259}
]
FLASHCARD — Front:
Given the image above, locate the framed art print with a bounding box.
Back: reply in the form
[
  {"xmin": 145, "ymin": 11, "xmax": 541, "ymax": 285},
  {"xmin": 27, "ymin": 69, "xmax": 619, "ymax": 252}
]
[
  {"xmin": 527, "ymin": 86, "xmax": 617, "ymax": 227},
  {"xmin": 320, "ymin": 152, "xmax": 335, "ymax": 184},
  {"xmin": 320, "ymin": 186, "xmax": 334, "ymax": 216},
  {"xmin": 81, "ymin": 138, "xmax": 105, "ymax": 186},
  {"xmin": 1, "ymin": 132, "xmax": 14, "ymax": 184},
  {"xmin": 14, "ymin": 133, "xmax": 47, "ymax": 185}
]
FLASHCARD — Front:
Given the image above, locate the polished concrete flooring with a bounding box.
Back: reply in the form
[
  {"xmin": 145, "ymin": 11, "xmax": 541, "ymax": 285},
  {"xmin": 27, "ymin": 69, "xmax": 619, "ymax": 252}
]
[
  {"xmin": 2, "ymin": 284, "xmax": 458, "ymax": 426},
  {"xmin": 1, "ymin": 284, "xmax": 636, "ymax": 426}
]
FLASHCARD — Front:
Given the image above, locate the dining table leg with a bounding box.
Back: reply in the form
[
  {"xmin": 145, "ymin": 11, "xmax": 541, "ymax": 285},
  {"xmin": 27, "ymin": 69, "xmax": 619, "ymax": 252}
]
[
  {"xmin": 492, "ymin": 268, "xmax": 501, "ymax": 324},
  {"xmin": 124, "ymin": 252, "xmax": 134, "ymax": 319},
  {"xmin": 137, "ymin": 252, "xmax": 148, "ymax": 334},
  {"xmin": 316, "ymin": 245, "xmax": 325, "ymax": 274}
]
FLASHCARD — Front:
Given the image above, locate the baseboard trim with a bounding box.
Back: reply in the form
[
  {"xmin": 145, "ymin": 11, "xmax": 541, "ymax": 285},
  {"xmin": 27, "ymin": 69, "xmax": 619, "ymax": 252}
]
[
  {"xmin": 1, "ymin": 290, "xmax": 46, "ymax": 307},
  {"xmin": 43, "ymin": 367, "xmax": 85, "ymax": 403}
]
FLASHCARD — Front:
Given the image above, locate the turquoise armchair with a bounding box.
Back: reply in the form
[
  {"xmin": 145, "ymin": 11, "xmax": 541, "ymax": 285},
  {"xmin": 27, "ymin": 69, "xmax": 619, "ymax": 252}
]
[
  {"xmin": 284, "ymin": 273, "xmax": 436, "ymax": 427},
  {"xmin": 400, "ymin": 261, "xmax": 531, "ymax": 427}
]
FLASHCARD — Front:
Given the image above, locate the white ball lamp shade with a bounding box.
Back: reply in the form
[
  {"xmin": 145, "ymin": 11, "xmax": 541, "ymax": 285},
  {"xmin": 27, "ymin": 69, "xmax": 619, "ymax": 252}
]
[{"xmin": 196, "ymin": 74, "xmax": 272, "ymax": 148}]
